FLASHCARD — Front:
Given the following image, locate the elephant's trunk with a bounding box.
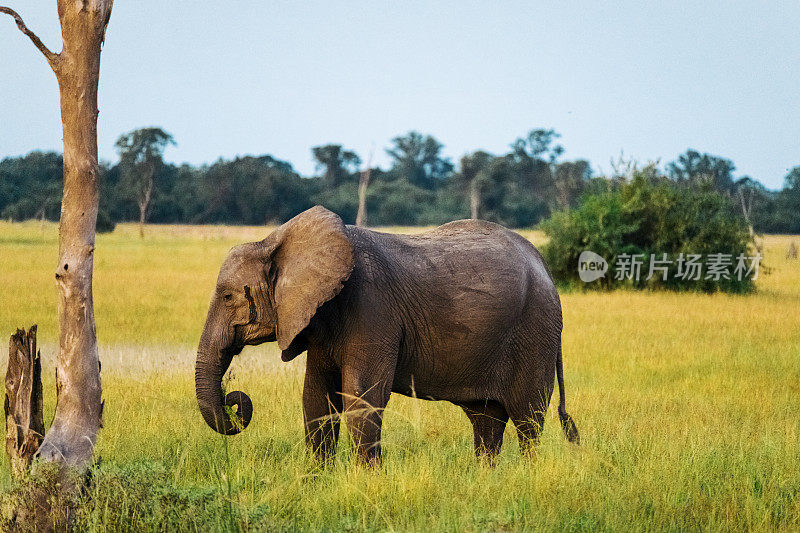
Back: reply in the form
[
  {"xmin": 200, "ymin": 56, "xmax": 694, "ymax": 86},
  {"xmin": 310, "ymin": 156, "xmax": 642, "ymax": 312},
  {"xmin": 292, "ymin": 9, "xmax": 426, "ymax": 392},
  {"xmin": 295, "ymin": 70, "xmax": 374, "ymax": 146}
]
[{"xmin": 195, "ymin": 321, "xmax": 252, "ymax": 435}]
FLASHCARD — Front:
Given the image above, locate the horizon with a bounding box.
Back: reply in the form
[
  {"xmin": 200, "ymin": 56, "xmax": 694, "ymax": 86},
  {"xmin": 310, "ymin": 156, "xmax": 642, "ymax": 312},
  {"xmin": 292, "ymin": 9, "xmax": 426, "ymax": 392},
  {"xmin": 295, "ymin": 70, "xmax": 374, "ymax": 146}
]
[{"xmin": 2, "ymin": 2, "xmax": 798, "ymax": 189}]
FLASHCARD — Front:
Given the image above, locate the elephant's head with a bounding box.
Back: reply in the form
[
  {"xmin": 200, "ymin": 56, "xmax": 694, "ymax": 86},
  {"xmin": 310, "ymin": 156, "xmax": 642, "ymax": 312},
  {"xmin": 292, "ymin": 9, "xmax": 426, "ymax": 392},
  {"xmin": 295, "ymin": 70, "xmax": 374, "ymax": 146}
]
[{"xmin": 195, "ymin": 206, "xmax": 354, "ymax": 435}]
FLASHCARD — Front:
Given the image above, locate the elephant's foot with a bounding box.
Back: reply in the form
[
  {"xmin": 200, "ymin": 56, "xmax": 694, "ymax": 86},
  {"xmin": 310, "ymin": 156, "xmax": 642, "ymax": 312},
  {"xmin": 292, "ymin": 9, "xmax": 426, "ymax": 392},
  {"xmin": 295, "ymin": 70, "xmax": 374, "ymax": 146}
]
[{"xmin": 458, "ymin": 400, "xmax": 509, "ymax": 464}]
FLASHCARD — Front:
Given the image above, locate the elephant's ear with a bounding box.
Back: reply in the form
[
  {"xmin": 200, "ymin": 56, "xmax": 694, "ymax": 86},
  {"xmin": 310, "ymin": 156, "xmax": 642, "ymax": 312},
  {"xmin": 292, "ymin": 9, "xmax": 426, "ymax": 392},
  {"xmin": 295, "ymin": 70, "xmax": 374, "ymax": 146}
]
[{"xmin": 269, "ymin": 206, "xmax": 354, "ymax": 351}]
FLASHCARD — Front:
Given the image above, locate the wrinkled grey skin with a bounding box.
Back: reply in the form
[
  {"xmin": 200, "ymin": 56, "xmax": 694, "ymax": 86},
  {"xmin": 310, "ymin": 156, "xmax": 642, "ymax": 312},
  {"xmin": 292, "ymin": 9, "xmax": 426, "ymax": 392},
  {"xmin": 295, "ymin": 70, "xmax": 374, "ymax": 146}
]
[{"xmin": 196, "ymin": 206, "xmax": 579, "ymax": 464}]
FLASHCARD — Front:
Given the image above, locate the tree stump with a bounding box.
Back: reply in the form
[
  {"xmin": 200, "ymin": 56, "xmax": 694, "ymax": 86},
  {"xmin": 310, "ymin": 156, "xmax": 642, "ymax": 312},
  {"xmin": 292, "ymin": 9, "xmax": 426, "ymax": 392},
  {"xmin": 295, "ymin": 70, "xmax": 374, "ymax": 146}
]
[{"xmin": 4, "ymin": 326, "xmax": 44, "ymax": 479}]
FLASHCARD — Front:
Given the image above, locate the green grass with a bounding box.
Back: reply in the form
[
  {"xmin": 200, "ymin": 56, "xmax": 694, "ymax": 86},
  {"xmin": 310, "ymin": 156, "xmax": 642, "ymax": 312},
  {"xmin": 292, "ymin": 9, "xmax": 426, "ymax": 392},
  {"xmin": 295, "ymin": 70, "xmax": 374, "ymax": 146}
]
[{"xmin": 1, "ymin": 222, "xmax": 799, "ymax": 531}]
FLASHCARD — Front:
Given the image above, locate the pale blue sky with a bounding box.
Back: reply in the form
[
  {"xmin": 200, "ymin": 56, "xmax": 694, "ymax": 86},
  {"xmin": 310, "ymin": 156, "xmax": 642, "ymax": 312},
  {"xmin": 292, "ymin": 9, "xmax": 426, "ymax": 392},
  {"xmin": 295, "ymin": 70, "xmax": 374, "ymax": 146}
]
[{"xmin": 1, "ymin": 1, "xmax": 798, "ymax": 188}]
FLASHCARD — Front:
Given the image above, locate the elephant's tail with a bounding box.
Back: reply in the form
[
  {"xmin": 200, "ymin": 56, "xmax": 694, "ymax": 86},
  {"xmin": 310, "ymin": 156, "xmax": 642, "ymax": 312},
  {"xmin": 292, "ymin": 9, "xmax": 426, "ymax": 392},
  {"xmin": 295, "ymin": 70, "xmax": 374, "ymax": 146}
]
[{"xmin": 556, "ymin": 346, "xmax": 580, "ymax": 444}]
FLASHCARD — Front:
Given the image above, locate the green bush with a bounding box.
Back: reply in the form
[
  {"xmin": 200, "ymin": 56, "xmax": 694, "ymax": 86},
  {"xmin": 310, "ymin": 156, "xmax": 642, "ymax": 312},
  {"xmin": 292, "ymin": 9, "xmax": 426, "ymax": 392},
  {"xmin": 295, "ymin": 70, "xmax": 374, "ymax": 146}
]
[{"xmin": 541, "ymin": 168, "xmax": 756, "ymax": 292}]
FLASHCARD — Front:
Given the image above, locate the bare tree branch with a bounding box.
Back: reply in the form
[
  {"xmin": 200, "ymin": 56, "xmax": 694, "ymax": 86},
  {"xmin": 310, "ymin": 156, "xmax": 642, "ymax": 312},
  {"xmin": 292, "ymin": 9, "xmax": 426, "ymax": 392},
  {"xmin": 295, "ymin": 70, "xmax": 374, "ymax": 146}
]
[{"xmin": 0, "ymin": 6, "xmax": 59, "ymax": 70}]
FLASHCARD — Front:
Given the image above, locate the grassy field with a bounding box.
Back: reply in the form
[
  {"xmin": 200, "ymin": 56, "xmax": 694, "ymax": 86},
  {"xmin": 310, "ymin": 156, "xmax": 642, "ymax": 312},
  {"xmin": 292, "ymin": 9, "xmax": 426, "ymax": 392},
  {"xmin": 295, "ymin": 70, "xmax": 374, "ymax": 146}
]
[{"xmin": 1, "ymin": 221, "xmax": 799, "ymax": 531}]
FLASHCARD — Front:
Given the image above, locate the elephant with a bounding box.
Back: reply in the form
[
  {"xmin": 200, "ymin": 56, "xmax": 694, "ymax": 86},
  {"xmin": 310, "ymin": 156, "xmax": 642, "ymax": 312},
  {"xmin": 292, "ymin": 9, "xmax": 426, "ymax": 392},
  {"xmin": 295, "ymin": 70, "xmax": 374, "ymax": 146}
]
[{"xmin": 195, "ymin": 206, "xmax": 580, "ymax": 464}]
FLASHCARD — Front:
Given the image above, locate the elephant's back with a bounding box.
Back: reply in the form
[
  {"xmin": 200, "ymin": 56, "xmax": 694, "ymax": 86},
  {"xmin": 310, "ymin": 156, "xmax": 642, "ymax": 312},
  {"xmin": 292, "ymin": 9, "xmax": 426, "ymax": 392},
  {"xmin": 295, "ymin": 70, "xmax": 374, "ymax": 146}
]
[
  {"xmin": 348, "ymin": 221, "xmax": 555, "ymax": 291},
  {"xmin": 376, "ymin": 221, "xmax": 554, "ymax": 286},
  {"xmin": 431, "ymin": 218, "xmax": 509, "ymax": 235},
  {"xmin": 436, "ymin": 219, "xmax": 557, "ymax": 292},
  {"xmin": 345, "ymin": 223, "xmax": 562, "ymax": 400},
  {"xmin": 349, "ymin": 221, "xmax": 560, "ymax": 334},
  {"xmin": 359, "ymin": 219, "xmax": 527, "ymax": 255}
]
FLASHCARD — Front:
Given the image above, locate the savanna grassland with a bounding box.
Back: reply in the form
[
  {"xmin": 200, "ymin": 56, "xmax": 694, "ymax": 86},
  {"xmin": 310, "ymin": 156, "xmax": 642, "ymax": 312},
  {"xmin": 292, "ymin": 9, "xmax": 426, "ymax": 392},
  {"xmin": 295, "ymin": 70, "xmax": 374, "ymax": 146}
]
[{"xmin": 1, "ymin": 221, "xmax": 799, "ymax": 532}]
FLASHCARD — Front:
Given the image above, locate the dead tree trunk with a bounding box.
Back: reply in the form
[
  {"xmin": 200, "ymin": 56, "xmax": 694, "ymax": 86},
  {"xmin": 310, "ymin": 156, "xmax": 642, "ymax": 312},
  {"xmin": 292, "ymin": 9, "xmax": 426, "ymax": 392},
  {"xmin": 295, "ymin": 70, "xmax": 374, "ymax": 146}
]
[
  {"xmin": 4, "ymin": 327, "xmax": 44, "ymax": 479},
  {"xmin": 356, "ymin": 149, "xmax": 373, "ymax": 227},
  {"xmin": 738, "ymin": 188, "xmax": 754, "ymax": 236},
  {"xmin": 137, "ymin": 173, "xmax": 153, "ymax": 239},
  {"xmin": 469, "ymin": 179, "xmax": 480, "ymax": 219},
  {"xmin": 1, "ymin": 1, "xmax": 112, "ymax": 471},
  {"xmin": 356, "ymin": 168, "xmax": 371, "ymax": 227}
]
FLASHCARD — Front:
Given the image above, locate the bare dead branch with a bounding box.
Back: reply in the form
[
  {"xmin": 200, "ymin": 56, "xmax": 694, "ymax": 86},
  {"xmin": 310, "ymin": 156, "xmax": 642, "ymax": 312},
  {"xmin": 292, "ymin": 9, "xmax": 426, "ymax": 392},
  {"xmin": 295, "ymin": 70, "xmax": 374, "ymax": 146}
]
[{"xmin": 0, "ymin": 6, "xmax": 59, "ymax": 70}]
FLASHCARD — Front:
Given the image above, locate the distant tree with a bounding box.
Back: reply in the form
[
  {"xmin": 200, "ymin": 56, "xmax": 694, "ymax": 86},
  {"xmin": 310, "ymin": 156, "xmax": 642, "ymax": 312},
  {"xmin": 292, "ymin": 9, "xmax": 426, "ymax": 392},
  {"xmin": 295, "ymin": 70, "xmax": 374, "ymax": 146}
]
[
  {"xmin": 313, "ymin": 181, "xmax": 360, "ymax": 224},
  {"xmin": 784, "ymin": 166, "xmax": 800, "ymax": 190},
  {"xmin": 0, "ymin": 151, "xmax": 62, "ymax": 221},
  {"xmin": 511, "ymin": 128, "xmax": 564, "ymax": 163},
  {"xmin": 509, "ymin": 128, "xmax": 564, "ymax": 208},
  {"xmin": 386, "ymin": 131, "xmax": 454, "ymax": 189},
  {"xmin": 767, "ymin": 166, "xmax": 800, "ymax": 233},
  {"xmin": 364, "ymin": 179, "xmax": 437, "ymax": 226},
  {"xmin": 161, "ymin": 164, "xmax": 204, "ymax": 222},
  {"xmin": 484, "ymin": 156, "xmax": 549, "ymax": 227},
  {"xmin": 733, "ymin": 176, "xmax": 766, "ymax": 234},
  {"xmin": 553, "ymin": 160, "xmax": 591, "ymax": 210},
  {"xmin": 311, "ymin": 144, "xmax": 361, "ymax": 187},
  {"xmin": 115, "ymin": 128, "xmax": 175, "ymax": 237},
  {"xmin": 196, "ymin": 155, "xmax": 312, "ymax": 225},
  {"xmin": 0, "ymin": 152, "xmax": 115, "ymax": 232},
  {"xmin": 701, "ymin": 154, "xmax": 736, "ymax": 195},
  {"xmin": 667, "ymin": 149, "xmax": 736, "ymax": 195}
]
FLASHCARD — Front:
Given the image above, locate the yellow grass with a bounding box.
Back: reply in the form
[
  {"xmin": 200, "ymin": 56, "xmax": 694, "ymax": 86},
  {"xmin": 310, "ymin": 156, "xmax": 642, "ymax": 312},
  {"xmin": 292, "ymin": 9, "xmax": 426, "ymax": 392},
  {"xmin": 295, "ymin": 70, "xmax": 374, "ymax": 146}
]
[{"xmin": 1, "ymin": 221, "xmax": 799, "ymax": 531}]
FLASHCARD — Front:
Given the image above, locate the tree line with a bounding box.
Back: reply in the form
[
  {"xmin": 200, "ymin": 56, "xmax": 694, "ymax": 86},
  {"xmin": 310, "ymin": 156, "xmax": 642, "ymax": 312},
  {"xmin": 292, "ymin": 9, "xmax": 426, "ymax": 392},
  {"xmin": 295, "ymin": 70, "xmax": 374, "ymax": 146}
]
[{"xmin": 1, "ymin": 127, "xmax": 799, "ymax": 233}]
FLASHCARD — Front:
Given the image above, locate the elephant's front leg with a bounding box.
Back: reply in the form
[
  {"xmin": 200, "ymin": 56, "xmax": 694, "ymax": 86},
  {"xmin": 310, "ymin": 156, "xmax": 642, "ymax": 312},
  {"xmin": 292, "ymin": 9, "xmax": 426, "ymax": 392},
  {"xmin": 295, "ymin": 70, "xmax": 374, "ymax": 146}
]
[
  {"xmin": 342, "ymin": 363, "xmax": 393, "ymax": 466},
  {"xmin": 302, "ymin": 366, "xmax": 342, "ymax": 463}
]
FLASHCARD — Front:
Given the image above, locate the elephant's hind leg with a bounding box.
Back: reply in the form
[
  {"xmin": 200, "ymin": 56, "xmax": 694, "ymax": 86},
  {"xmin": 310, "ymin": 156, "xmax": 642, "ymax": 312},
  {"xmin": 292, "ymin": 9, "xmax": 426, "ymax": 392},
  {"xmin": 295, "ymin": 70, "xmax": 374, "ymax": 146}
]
[
  {"xmin": 458, "ymin": 400, "xmax": 508, "ymax": 464},
  {"xmin": 506, "ymin": 338, "xmax": 557, "ymax": 456},
  {"xmin": 509, "ymin": 406, "xmax": 546, "ymax": 456},
  {"xmin": 507, "ymin": 387, "xmax": 553, "ymax": 456}
]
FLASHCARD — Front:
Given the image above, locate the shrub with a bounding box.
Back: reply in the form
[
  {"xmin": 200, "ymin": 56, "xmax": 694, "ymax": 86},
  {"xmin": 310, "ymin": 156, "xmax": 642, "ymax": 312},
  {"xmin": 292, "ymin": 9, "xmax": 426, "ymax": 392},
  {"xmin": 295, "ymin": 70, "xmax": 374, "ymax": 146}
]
[
  {"xmin": 541, "ymin": 168, "xmax": 756, "ymax": 292},
  {"xmin": 96, "ymin": 207, "xmax": 116, "ymax": 233}
]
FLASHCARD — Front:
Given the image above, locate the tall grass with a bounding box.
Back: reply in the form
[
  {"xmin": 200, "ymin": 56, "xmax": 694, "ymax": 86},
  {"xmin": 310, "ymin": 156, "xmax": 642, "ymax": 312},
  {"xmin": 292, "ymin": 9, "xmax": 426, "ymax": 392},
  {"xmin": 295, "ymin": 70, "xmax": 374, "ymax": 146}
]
[{"xmin": 1, "ymin": 222, "xmax": 799, "ymax": 531}]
